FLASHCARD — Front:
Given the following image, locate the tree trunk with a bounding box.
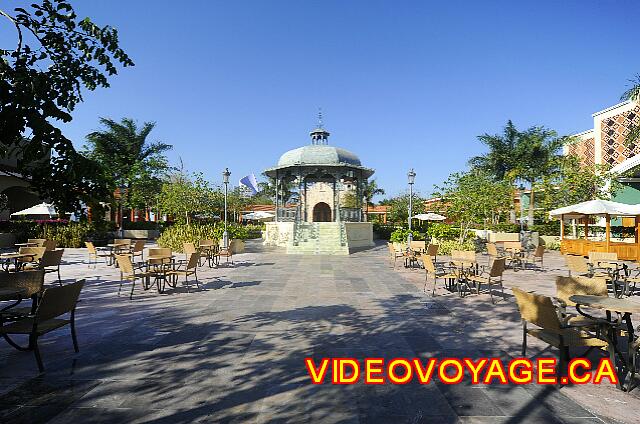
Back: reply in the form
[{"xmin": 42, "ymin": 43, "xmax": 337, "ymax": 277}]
[{"xmin": 527, "ymin": 180, "xmax": 535, "ymax": 228}]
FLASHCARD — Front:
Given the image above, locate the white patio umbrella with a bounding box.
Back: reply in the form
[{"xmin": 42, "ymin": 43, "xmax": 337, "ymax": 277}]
[
  {"xmin": 412, "ymin": 212, "xmax": 447, "ymax": 221},
  {"xmin": 10, "ymin": 202, "xmax": 57, "ymax": 218},
  {"xmin": 549, "ymin": 199, "xmax": 640, "ymax": 219},
  {"xmin": 243, "ymin": 211, "xmax": 275, "ymax": 221}
]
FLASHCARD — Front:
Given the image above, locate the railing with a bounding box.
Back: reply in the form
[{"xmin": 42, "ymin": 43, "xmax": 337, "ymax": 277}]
[
  {"xmin": 339, "ymin": 208, "xmax": 362, "ymax": 222},
  {"xmin": 277, "ymin": 208, "xmax": 297, "ymax": 222}
]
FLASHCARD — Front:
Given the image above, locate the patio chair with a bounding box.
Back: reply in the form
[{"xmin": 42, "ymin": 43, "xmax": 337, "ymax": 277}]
[
  {"xmin": 112, "ymin": 239, "xmax": 132, "ymax": 254},
  {"xmin": 565, "ymin": 254, "xmax": 591, "ymax": 277},
  {"xmin": 555, "ymin": 276, "xmax": 610, "ymax": 328},
  {"xmin": 424, "ymin": 255, "xmax": 459, "ymax": 296},
  {"xmin": 512, "ymin": 287, "xmax": 608, "ymax": 379},
  {"xmin": 0, "ymin": 279, "xmax": 85, "ymax": 372},
  {"xmin": 467, "ymin": 257, "xmax": 506, "ymax": 304},
  {"xmin": 426, "ymin": 243, "xmax": 439, "ymax": 264},
  {"xmin": 16, "ymin": 247, "xmax": 46, "ymax": 269},
  {"xmin": 26, "ymin": 249, "xmax": 64, "ymax": 285},
  {"xmin": 27, "ymin": 239, "xmax": 46, "ymax": 247},
  {"xmin": 387, "ymin": 243, "xmax": 404, "ymax": 268},
  {"xmin": 486, "ymin": 242, "xmax": 504, "ymax": 265},
  {"xmin": 410, "ymin": 241, "xmax": 426, "ymax": 253},
  {"xmin": 168, "ymin": 252, "xmax": 200, "ymax": 292},
  {"xmin": 523, "ymin": 245, "xmax": 545, "ymax": 270},
  {"xmin": 115, "ymin": 254, "xmax": 155, "ymax": 299},
  {"xmin": 0, "ymin": 270, "xmax": 45, "ymax": 320},
  {"xmin": 43, "ymin": 239, "xmax": 57, "ymax": 251},
  {"xmin": 85, "ymin": 242, "xmax": 111, "ymax": 267},
  {"xmin": 130, "ymin": 240, "xmax": 146, "ymax": 262},
  {"xmin": 218, "ymin": 240, "xmax": 234, "ymax": 265}
]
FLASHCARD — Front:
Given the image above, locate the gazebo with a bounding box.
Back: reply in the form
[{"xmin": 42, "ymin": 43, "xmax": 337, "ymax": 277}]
[
  {"xmin": 550, "ymin": 199, "xmax": 640, "ymax": 260},
  {"xmin": 262, "ymin": 121, "xmax": 375, "ymax": 254}
]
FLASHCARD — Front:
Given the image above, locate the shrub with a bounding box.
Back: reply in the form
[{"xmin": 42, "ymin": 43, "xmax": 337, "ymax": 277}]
[
  {"xmin": 157, "ymin": 223, "xmax": 249, "ymax": 252},
  {"xmin": 435, "ymin": 239, "xmax": 477, "ymax": 255},
  {"xmin": 426, "ymin": 223, "xmax": 460, "ymax": 241},
  {"xmin": 0, "ymin": 220, "xmax": 114, "ymax": 248},
  {"xmin": 389, "ymin": 228, "xmax": 424, "ymax": 243},
  {"xmin": 529, "ymin": 221, "xmax": 560, "ymax": 236},
  {"xmin": 372, "ymin": 223, "xmax": 395, "ymax": 240},
  {"xmin": 489, "ymin": 222, "xmax": 521, "ymax": 233}
]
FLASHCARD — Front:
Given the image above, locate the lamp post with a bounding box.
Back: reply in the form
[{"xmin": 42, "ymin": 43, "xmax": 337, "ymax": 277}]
[
  {"xmin": 407, "ymin": 169, "xmax": 416, "ymax": 245},
  {"xmin": 519, "ymin": 184, "xmax": 525, "ymax": 233},
  {"xmin": 222, "ymin": 168, "xmax": 231, "ymax": 249},
  {"xmin": 118, "ymin": 184, "xmax": 126, "ymax": 238}
]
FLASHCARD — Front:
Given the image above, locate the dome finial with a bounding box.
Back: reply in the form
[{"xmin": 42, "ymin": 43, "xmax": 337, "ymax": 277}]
[{"xmin": 310, "ymin": 108, "xmax": 330, "ymax": 145}]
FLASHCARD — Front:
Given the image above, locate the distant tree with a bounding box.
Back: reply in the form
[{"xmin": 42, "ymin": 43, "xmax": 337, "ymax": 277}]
[
  {"xmin": 158, "ymin": 172, "xmax": 218, "ymax": 224},
  {"xmin": 0, "ymin": 0, "xmax": 133, "ymax": 212},
  {"xmin": 622, "ymin": 74, "xmax": 640, "ymax": 146},
  {"xmin": 470, "ymin": 121, "xmax": 565, "ymax": 226},
  {"xmin": 388, "ymin": 192, "xmax": 426, "ymax": 225},
  {"xmin": 433, "ymin": 170, "xmax": 513, "ymax": 241},
  {"xmin": 83, "ymin": 117, "xmax": 172, "ymax": 212},
  {"xmin": 363, "ymin": 179, "xmax": 385, "ymax": 207}
]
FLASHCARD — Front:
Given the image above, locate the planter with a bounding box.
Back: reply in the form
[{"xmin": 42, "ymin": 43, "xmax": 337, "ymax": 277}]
[
  {"xmin": 123, "ymin": 229, "xmax": 160, "ymax": 239},
  {"xmin": 0, "ymin": 233, "xmax": 16, "ymax": 248}
]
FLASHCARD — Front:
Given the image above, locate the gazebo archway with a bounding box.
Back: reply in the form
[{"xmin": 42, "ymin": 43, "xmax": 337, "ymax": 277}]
[{"xmin": 312, "ymin": 202, "xmax": 332, "ymax": 222}]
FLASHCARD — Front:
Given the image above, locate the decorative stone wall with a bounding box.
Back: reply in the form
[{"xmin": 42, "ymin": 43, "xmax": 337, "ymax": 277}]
[
  {"xmin": 304, "ymin": 182, "xmax": 335, "ymax": 222},
  {"xmin": 344, "ymin": 222, "xmax": 374, "ymax": 248},
  {"xmin": 263, "ymin": 222, "xmax": 294, "ymax": 247},
  {"xmin": 567, "ymin": 135, "xmax": 595, "ymax": 167}
]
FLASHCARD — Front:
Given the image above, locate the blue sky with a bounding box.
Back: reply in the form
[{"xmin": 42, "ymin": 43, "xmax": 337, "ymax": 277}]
[{"xmin": 6, "ymin": 0, "xmax": 640, "ymax": 199}]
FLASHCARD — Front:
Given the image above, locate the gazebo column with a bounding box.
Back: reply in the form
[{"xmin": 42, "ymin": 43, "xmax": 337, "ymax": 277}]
[
  {"xmin": 560, "ymin": 215, "xmax": 564, "ymax": 241},
  {"xmin": 275, "ymin": 172, "xmax": 279, "ymax": 222},
  {"xmin": 636, "ymin": 216, "xmax": 640, "ymax": 261},
  {"xmin": 584, "ymin": 217, "xmax": 589, "ymax": 242}
]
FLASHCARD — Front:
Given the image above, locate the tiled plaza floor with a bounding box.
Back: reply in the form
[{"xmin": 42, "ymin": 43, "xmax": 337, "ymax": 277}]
[{"xmin": 0, "ymin": 241, "xmax": 638, "ymax": 423}]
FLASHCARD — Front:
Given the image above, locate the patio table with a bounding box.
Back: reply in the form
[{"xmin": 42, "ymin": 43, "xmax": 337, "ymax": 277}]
[
  {"xmin": 14, "ymin": 242, "xmax": 38, "ymax": 248},
  {"xmin": 570, "ymin": 294, "xmax": 640, "ymax": 391},
  {"xmin": 0, "ymin": 253, "xmax": 35, "ymax": 272},
  {"xmin": 146, "ymin": 255, "xmax": 175, "ymax": 293},
  {"xmin": 106, "ymin": 243, "xmax": 132, "ymax": 266}
]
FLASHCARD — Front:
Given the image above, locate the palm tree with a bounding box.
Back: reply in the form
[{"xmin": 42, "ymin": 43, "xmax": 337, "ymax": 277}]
[
  {"xmin": 362, "ymin": 179, "xmax": 385, "ymax": 221},
  {"xmin": 469, "ymin": 120, "xmax": 520, "ymax": 181},
  {"xmin": 622, "ymin": 74, "xmax": 640, "ymax": 145},
  {"xmin": 83, "ymin": 117, "xmax": 172, "ymax": 212}
]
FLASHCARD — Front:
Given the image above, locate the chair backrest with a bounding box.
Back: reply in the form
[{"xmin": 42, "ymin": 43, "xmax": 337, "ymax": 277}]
[
  {"xmin": 187, "ymin": 252, "xmax": 199, "ymax": 269},
  {"xmin": 423, "ymin": 255, "xmax": 436, "ymax": 274},
  {"xmin": 426, "ymin": 244, "xmax": 438, "ymax": 256},
  {"xmin": 487, "ymin": 243, "xmax": 499, "ymax": 257},
  {"xmin": 503, "ymin": 241, "xmax": 522, "ymax": 251},
  {"xmin": 40, "ymin": 249, "xmax": 64, "ymax": 267},
  {"xmin": 200, "ymin": 239, "xmax": 214, "ymax": 247},
  {"xmin": 0, "ymin": 269, "xmax": 45, "ymax": 298},
  {"xmin": 489, "ymin": 257, "xmax": 506, "ymax": 277},
  {"xmin": 393, "ymin": 242, "xmax": 406, "ymax": 252},
  {"xmin": 148, "ymin": 247, "xmax": 172, "ymax": 257},
  {"xmin": 184, "ymin": 242, "xmax": 197, "ymax": 255},
  {"xmin": 43, "ymin": 239, "xmax": 57, "ymax": 251},
  {"xmin": 534, "ymin": 245, "xmax": 545, "ymax": 258},
  {"xmin": 19, "ymin": 247, "xmax": 46, "ymax": 262},
  {"xmin": 132, "ymin": 240, "xmax": 146, "ymax": 252},
  {"xmin": 452, "ymin": 250, "xmax": 475, "ymax": 263},
  {"xmin": 27, "ymin": 239, "xmax": 46, "ymax": 247},
  {"xmin": 512, "ymin": 287, "xmax": 561, "ymax": 332},
  {"xmin": 565, "ymin": 255, "xmax": 589, "ymax": 274},
  {"xmin": 115, "ymin": 254, "xmax": 135, "ymax": 275},
  {"xmin": 410, "ymin": 241, "xmax": 426, "ymax": 251},
  {"xmin": 35, "ymin": 279, "xmax": 85, "ymax": 322},
  {"xmin": 555, "ymin": 276, "xmax": 608, "ymax": 307},
  {"xmin": 85, "ymin": 241, "xmax": 97, "ymax": 254},
  {"xmin": 588, "ymin": 251, "xmax": 617, "ymax": 265},
  {"xmin": 113, "ymin": 239, "xmax": 131, "ymax": 246}
]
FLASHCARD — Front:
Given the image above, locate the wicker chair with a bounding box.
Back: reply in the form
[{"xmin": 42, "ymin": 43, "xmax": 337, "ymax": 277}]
[
  {"xmin": 555, "ymin": 276, "xmax": 610, "ymax": 327},
  {"xmin": 16, "ymin": 247, "xmax": 46, "ymax": 269},
  {"xmin": 43, "ymin": 239, "xmax": 57, "ymax": 251},
  {"xmin": 218, "ymin": 240, "xmax": 234, "ymax": 265},
  {"xmin": 115, "ymin": 254, "xmax": 155, "ymax": 299},
  {"xmin": 410, "ymin": 241, "xmax": 426, "ymax": 253},
  {"xmin": 34, "ymin": 249, "xmax": 65, "ymax": 284},
  {"xmin": 512, "ymin": 287, "xmax": 608, "ymax": 378},
  {"xmin": 0, "ymin": 270, "xmax": 45, "ymax": 319},
  {"xmin": 184, "ymin": 242, "xmax": 206, "ymax": 266},
  {"xmin": 424, "ymin": 255, "xmax": 459, "ymax": 296},
  {"xmin": 168, "ymin": 252, "xmax": 200, "ymax": 292},
  {"xmin": 85, "ymin": 242, "xmax": 111, "ymax": 267},
  {"xmin": 467, "ymin": 257, "xmax": 506, "ymax": 304},
  {"xmin": 426, "ymin": 244, "xmax": 439, "ymax": 264},
  {"xmin": 523, "ymin": 245, "xmax": 545, "ymax": 270},
  {"xmin": 387, "ymin": 243, "xmax": 403, "ymax": 268},
  {"xmin": 565, "ymin": 255, "xmax": 591, "ymax": 277},
  {"xmin": 130, "ymin": 240, "xmax": 146, "ymax": 262},
  {"xmin": 0, "ymin": 279, "xmax": 85, "ymax": 372}
]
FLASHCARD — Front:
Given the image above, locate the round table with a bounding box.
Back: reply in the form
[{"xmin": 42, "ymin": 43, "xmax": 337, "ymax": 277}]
[
  {"xmin": 569, "ymin": 295, "xmax": 640, "ymax": 391},
  {"xmin": 146, "ymin": 255, "xmax": 175, "ymax": 292},
  {"xmin": 0, "ymin": 253, "xmax": 35, "ymax": 272}
]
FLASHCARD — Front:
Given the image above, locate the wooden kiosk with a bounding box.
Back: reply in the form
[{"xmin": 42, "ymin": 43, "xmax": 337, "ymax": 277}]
[{"xmin": 551, "ymin": 200, "xmax": 640, "ymax": 261}]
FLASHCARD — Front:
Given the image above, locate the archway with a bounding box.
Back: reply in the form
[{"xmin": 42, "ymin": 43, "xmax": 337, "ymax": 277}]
[{"xmin": 312, "ymin": 202, "xmax": 332, "ymax": 222}]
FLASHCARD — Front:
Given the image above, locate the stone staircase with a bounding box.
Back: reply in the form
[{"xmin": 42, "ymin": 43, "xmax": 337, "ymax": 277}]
[{"xmin": 287, "ymin": 222, "xmax": 349, "ymax": 255}]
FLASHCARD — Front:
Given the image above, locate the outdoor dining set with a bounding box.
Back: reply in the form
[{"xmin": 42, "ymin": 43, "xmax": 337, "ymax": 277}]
[
  {"xmin": 389, "ymin": 238, "xmax": 640, "ymax": 391},
  {"xmin": 0, "ymin": 238, "xmax": 82, "ymax": 372}
]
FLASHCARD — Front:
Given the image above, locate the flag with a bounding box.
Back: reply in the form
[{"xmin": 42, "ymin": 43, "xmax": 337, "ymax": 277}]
[{"xmin": 239, "ymin": 173, "xmax": 259, "ymax": 195}]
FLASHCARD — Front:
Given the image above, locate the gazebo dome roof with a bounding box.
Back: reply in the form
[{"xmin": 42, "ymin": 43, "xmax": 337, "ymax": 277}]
[{"xmin": 277, "ymin": 144, "xmax": 362, "ymax": 167}]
